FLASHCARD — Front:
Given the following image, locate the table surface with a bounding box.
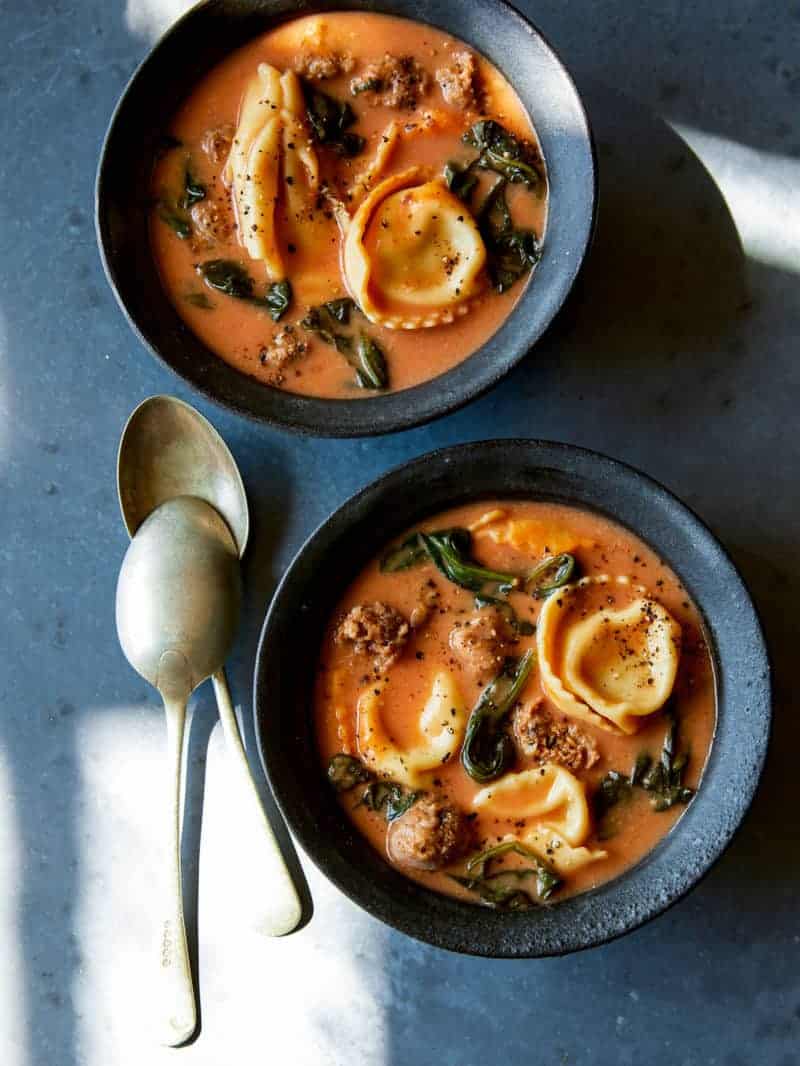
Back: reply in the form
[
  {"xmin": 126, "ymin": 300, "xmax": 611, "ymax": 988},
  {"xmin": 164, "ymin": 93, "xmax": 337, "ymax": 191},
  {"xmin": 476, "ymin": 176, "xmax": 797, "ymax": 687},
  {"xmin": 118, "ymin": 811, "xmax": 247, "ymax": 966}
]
[{"xmin": 2, "ymin": 1, "xmax": 799, "ymax": 1063}]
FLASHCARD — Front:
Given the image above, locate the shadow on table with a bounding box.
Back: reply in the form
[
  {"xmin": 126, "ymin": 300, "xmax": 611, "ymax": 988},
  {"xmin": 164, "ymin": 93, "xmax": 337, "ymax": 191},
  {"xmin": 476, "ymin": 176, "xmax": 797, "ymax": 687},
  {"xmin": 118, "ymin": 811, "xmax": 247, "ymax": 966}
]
[{"xmin": 382, "ymin": 85, "xmax": 800, "ymax": 1066}]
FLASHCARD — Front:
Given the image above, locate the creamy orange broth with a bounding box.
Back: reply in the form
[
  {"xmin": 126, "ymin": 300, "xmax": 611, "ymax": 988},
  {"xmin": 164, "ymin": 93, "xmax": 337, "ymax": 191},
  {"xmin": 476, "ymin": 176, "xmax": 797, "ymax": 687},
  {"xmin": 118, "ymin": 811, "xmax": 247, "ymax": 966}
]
[
  {"xmin": 315, "ymin": 501, "xmax": 716, "ymax": 906},
  {"xmin": 150, "ymin": 12, "xmax": 546, "ymax": 397}
]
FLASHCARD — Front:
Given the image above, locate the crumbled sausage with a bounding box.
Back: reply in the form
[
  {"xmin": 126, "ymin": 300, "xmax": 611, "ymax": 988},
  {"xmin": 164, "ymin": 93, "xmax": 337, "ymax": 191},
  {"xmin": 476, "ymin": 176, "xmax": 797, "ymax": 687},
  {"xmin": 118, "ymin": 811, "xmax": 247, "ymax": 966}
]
[
  {"xmin": 336, "ymin": 601, "xmax": 410, "ymax": 672},
  {"xmin": 386, "ymin": 794, "xmax": 472, "ymax": 870},
  {"xmin": 258, "ymin": 325, "xmax": 308, "ymax": 385},
  {"xmin": 409, "ymin": 580, "xmax": 440, "ymax": 629},
  {"xmin": 201, "ymin": 123, "xmax": 235, "ymax": 163},
  {"xmin": 189, "ymin": 199, "xmax": 234, "ymax": 245},
  {"xmin": 350, "ymin": 54, "xmax": 429, "ymax": 109},
  {"xmin": 435, "ymin": 50, "xmax": 482, "ymax": 110},
  {"xmin": 448, "ymin": 606, "xmax": 515, "ymax": 676},
  {"xmin": 512, "ymin": 700, "xmax": 599, "ymax": 771},
  {"xmin": 294, "ymin": 51, "xmax": 355, "ymax": 79}
]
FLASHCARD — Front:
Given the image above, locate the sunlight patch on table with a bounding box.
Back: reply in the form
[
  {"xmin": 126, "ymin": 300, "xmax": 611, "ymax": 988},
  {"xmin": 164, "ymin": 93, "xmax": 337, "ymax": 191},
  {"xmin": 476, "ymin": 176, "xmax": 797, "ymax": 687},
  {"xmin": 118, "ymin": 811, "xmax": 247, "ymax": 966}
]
[
  {"xmin": 673, "ymin": 125, "xmax": 800, "ymax": 274},
  {"xmin": 74, "ymin": 703, "xmax": 390, "ymax": 1065},
  {"xmin": 0, "ymin": 749, "xmax": 29, "ymax": 1066}
]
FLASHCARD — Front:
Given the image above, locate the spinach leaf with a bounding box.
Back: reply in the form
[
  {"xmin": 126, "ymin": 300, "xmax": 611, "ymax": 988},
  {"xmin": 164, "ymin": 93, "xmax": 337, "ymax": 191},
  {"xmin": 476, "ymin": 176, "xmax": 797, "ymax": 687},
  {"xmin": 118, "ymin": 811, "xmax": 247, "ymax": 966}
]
[
  {"xmin": 157, "ymin": 199, "xmax": 191, "ymax": 240},
  {"xmin": 181, "ymin": 166, "xmax": 206, "ymax": 208},
  {"xmin": 324, "ymin": 297, "xmax": 356, "ymax": 324},
  {"xmin": 197, "ymin": 259, "xmax": 254, "ymax": 300},
  {"xmin": 379, "ymin": 527, "xmax": 520, "ymax": 596},
  {"xmin": 630, "ymin": 752, "xmax": 652, "ymax": 786},
  {"xmin": 478, "ymin": 181, "xmax": 542, "ymax": 293},
  {"xmin": 354, "ymin": 333, "xmax": 388, "ymax": 390},
  {"xmin": 594, "ymin": 770, "xmax": 632, "ymax": 819},
  {"xmin": 463, "ymin": 119, "xmax": 543, "ymax": 188},
  {"xmin": 356, "ymin": 780, "xmax": 420, "ymax": 821},
  {"xmin": 454, "ymin": 839, "xmax": 562, "ymax": 906},
  {"xmin": 524, "ymin": 553, "xmax": 576, "ymax": 598},
  {"xmin": 302, "ymin": 81, "xmax": 365, "ymax": 157},
  {"xmin": 262, "ymin": 279, "xmax": 292, "ymax": 322},
  {"xmin": 380, "ymin": 533, "xmax": 428, "ymax": 572},
  {"xmin": 184, "ymin": 291, "xmax": 214, "ymax": 309},
  {"xmin": 301, "ymin": 305, "xmax": 387, "ymax": 388},
  {"xmin": 640, "ymin": 716, "xmax": 694, "ymax": 810},
  {"xmin": 443, "ymin": 160, "xmax": 479, "ymax": 202},
  {"xmin": 461, "ymin": 651, "xmax": 535, "ymax": 783},
  {"xmin": 420, "ymin": 529, "xmax": 519, "ymax": 596},
  {"xmin": 327, "ymin": 753, "xmax": 372, "ymax": 792}
]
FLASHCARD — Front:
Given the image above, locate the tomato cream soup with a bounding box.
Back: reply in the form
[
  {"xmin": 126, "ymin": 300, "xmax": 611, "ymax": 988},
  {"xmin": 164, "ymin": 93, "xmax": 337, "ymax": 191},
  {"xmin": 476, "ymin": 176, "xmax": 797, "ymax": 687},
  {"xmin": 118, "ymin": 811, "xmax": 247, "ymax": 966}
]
[
  {"xmin": 150, "ymin": 12, "xmax": 547, "ymax": 398},
  {"xmin": 315, "ymin": 501, "xmax": 716, "ymax": 908}
]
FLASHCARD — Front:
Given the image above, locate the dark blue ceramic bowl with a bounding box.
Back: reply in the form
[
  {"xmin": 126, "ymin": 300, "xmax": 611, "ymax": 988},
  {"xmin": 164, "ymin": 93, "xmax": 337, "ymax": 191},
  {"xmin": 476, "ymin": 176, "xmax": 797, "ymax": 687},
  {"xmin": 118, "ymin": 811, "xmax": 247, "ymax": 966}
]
[
  {"xmin": 254, "ymin": 440, "xmax": 771, "ymax": 956},
  {"xmin": 96, "ymin": 0, "xmax": 596, "ymax": 436}
]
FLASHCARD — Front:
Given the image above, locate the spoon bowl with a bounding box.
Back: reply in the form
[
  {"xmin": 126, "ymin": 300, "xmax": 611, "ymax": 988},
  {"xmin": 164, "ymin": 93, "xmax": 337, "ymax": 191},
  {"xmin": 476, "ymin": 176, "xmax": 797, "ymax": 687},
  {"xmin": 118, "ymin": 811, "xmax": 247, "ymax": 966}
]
[
  {"xmin": 116, "ymin": 495, "xmax": 241, "ymax": 689},
  {"xmin": 118, "ymin": 395, "xmax": 249, "ymax": 557}
]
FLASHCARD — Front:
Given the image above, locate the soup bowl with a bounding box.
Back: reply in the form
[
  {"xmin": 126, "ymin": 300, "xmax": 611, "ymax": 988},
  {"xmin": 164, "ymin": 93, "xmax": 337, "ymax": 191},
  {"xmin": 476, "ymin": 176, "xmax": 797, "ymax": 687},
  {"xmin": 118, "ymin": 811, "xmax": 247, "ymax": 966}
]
[
  {"xmin": 96, "ymin": 0, "xmax": 596, "ymax": 436},
  {"xmin": 254, "ymin": 440, "xmax": 770, "ymax": 956}
]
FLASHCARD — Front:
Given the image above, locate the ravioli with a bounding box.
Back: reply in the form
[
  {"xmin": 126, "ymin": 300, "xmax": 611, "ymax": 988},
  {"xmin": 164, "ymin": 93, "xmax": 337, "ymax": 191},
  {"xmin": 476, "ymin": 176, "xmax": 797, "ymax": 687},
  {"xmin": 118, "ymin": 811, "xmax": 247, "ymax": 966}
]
[
  {"xmin": 356, "ymin": 670, "xmax": 467, "ymax": 787},
  {"xmin": 472, "ymin": 513, "xmax": 592, "ymax": 556},
  {"xmin": 516, "ymin": 828, "xmax": 607, "ymax": 877},
  {"xmin": 537, "ymin": 576, "xmax": 682, "ymax": 734},
  {"xmin": 343, "ymin": 167, "xmax": 488, "ymax": 329},
  {"xmin": 472, "ymin": 764, "xmax": 591, "ymax": 846},
  {"xmin": 226, "ymin": 64, "xmax": 319, "ymax": 278}
]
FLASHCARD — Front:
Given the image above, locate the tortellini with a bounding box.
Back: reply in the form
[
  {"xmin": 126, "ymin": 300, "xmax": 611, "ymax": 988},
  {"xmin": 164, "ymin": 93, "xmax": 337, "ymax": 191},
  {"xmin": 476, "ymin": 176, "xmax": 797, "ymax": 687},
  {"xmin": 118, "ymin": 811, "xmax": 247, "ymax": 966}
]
[
  {"xmin": 356, "ymin": 670, "xmax": 467, "ymax": 787},
  {"xmin": 472, "ymin": 764, "xmax": 591, "ymax": 846},
  {"xmin": 342, "ymin": 167, "xmax": 488, "ymax": 329},
  {"xmin": 516, "ymin": 828, "xmax": 606, "ymax": 877},
  {"xmin": 225, "ymin": 63, "xmax": 319, "ymax": 278},
  {"xmin": 472, "ymin": 513, "xmax": 591, "ymax": 557},
  {"xmin": 537, "ymin": 576, "xmax": 682, "ymax": 734}
]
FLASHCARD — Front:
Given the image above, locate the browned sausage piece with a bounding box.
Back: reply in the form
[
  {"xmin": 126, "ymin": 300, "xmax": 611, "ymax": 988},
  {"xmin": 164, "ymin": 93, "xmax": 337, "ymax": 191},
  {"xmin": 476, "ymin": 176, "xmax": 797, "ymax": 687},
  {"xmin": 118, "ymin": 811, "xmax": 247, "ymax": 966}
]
[
  {"xmin": 386, "ymin": 794, "xmax": 472, "ymax": 870},
  {"xmin": 448, "ymin": 605, "xmax": 515, "ymax": 677},
  {"xmin": 294, "ymin": 52, "xmax": 355, "ymax": 79},
  {"xmin": 512, "ymin": 699, "xmax": 600, "ymax": 771},
  {"xmin": 350, "ymin": 54, "xmax": 429, "ymax": 109},
  {"xmin": 335, "ymin": 601, "xmax": 411, "ymax": 672},
  {"xmin": 435, "ymin": 50, "xmax": 482, "ymax": 111}
]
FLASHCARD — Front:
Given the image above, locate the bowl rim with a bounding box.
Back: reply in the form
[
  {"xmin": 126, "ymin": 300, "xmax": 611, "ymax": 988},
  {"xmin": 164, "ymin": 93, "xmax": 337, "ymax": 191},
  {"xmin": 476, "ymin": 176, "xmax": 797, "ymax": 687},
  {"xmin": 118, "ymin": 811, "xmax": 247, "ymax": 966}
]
[
  {"xmin": 95, "ymin": 0, "xmax": 598, "ymax": 437},
  {"xmin": 253, "ymin": 438, "xmax": 772, "ymax": 956}
]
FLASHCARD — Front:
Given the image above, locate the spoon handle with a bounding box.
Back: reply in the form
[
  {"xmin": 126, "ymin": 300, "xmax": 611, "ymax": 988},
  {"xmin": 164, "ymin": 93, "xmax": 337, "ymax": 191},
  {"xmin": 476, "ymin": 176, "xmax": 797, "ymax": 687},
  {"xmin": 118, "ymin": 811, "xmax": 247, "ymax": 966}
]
[
  {"xmin": 157, "ymin": 691, "xmax": 197, "ymax": 1046},
  {"xmin": 212, "ymin": 667, "xmax": 303, "ymax": 936}
]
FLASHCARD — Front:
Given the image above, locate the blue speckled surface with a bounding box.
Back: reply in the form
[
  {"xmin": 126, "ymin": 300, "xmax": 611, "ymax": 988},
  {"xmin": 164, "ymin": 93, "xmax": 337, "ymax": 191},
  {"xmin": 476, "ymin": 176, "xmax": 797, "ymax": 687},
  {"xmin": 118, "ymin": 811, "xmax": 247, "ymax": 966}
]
[{"xmin": 1, "ymin": 1, "xmax": 798, "ymax": 1063}]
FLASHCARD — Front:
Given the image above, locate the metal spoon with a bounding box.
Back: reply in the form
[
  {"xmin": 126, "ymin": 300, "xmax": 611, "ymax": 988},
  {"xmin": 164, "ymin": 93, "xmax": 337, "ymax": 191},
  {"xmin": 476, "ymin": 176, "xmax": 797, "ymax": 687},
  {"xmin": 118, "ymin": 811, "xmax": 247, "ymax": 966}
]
[
  {"xmin": 117, "ymin": 394, "xmax": 249, "ymax": 555},
  {"xmin": 116, "ymin": 398, "xmax": 303, "ymax": 1037},
  {"xmin": 116, "ymin": 496, "xmax": 240, "ymax": 1045}
]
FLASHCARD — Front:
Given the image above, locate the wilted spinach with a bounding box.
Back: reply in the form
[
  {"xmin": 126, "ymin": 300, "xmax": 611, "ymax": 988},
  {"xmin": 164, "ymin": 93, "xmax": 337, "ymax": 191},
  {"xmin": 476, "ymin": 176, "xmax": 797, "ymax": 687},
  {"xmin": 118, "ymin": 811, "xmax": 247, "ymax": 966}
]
[
  {"xmin": 461, "ymin": 651, "xmax": 535, "ymax": 783},
  {"xmin": 478, "ymin": 180, "xmax": 542, "ymax": 293},
  {"xmin": 180, "ymin": 166, "xmax": 206, "ymax": 208},
  {"xmin": 356, "ymin": 780, "xmax": 420, "ymax": 821},
  {"xmin": 327, "ymin": 753, "xmax": 372, "ymax": 792},
  {"xmin": 301, "ymin": 303, "xmax": 387, "ymax": 389},
  {"xmin": 524, "ymin": 553, "xmax": 577, "ymax": 598},
  {"xmin": 263, "ymin": 279, "xmax": 293, "ymax": 322},
  {"xmin": 302, "ymin": 81, "xmax": 365, "ymax": 157},
  {"xmin": 197, "ymin": 260, "xmax": 292, "ymax": 319},
  {"xmin": 452, "ymin": 839, "xmax": 562, "ymax": 908},
  {"xmin": 443, "ymin": 159, "xmax": 479, "ymax": 202},
  {"xmin": 463, "ymin": 119, "xmax": 543, "ymax": 188}
]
